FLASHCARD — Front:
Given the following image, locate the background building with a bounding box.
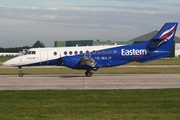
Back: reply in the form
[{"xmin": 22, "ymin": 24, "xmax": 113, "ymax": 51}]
[
  {"xmin": 54, "ymin": 40, "xmax": 93, "ymax": 47},
  {"xmin": 54, "ymin": 40, "xmax": 133, "ymax": 47}
]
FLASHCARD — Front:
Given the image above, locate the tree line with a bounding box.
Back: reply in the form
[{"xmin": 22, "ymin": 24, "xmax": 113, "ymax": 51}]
[{"xmin": 0, "ymin": 41, "xmax": 45, "ymax": 53}]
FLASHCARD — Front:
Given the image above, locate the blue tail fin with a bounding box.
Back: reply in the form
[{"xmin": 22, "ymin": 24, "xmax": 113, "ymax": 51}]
[
  {"xmin": 138, "ymin": 22, "xmax": 178, "ymax": 63},
  {"xmin": 147, "ymin": 22, "xmax": 178, "ymax": 51}
]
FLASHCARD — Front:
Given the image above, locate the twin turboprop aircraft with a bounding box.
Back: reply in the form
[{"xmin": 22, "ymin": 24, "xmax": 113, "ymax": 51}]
[{"xmin": 3, "ymin": 22, "xmax": 178, "ymax": 77}]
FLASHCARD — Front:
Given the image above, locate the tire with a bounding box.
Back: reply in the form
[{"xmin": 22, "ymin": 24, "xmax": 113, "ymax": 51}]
[
  {"xmin": 19, "ymin": 73, "xmax": 24, "ymax": 77},
  {"xmin": 85, "ymin": 71, "xmax": 92, "ymax": 77}
]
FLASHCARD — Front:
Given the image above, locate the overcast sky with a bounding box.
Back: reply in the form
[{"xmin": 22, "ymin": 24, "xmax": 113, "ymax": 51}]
[{"xmin": 0, "ymin": 0, "xmax": 180, "ymax": 47}]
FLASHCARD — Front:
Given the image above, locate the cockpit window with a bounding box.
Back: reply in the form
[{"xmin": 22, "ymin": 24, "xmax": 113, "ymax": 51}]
[
  {"xmin": 25, "ymin": 51, "xmax": 30, "ymax": 55},
  {"xmin": 25, "ymin": 50, "xmax": 36, "ymax": 55},
  {"xmin": 28, "ymin": 51, "xmax": 32, "ymax": 54},
  {"xmin": 32, "ymin": 51, "xmax": 36, "ymax": 54}
]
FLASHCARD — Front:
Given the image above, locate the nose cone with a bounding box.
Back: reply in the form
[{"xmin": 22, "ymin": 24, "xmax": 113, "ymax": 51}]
[
  {"xmin": 3, "ymin": 59, "xmax": 18, "ymax": 67},
  {"xmin": 3, "ymin": 61, "xmax": 13, "ymax": 67},
  {"xmin": 3, "ymin": 61, "xmax": 7, "ymax": 66}
]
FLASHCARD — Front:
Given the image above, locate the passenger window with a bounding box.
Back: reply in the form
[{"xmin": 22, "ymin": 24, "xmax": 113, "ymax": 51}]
[
  {"xmin": 97, "ymin": 50, "xmax": 101, "ymax": 54},
  {"xmin": 103, "ymin": 50, "xmax": 106, "ymax": 54},
  {"xmin": 113, "ymin": 50, "xmax": 117, "ymax": 54},
  {"xmin": 54, "ymin": 52, "xmax": 57, "ymax": 56},
  {"xmin": 92, "ymin": 50, "xmax": 96, "ymax": 54},
  {"xmin": 86, "ymin": 50, "xmax": 89, "ymax": 54},
  {"xmin": 64, "ymin": 51, "xmax": 67, "ymax": 55},
  {"xmin": 80, "ymin": 51, "xmax": 83, "ymax": 54},
  {"xmin": 69, "ymin": 51, "xmax": 72, "ymax": 55},
  {"xmin": 74, "ymin": 51, "xmax": 78, "ymax": 55},
  {"xmin": 108, "ymin": 50, "xmax": 112, "ymax": 54}
]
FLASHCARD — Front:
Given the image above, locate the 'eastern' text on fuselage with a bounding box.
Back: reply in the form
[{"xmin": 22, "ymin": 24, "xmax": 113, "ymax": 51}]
[{"xmin": 121, "ymin": 49, "xmax": 147, "ymax": 56}]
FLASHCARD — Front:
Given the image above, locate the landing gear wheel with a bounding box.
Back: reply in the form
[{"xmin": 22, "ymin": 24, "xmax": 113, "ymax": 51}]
[
  {"xmin": 19, "ymin": 73, "xmax": 24, "ymax": 77},
  {"xmin": 18, "ymin": 66, "xmax": 24, "ymax": 77},
  {"xmin": 85, "ymin": 71, "xmax": 93, "ymax": 77}
]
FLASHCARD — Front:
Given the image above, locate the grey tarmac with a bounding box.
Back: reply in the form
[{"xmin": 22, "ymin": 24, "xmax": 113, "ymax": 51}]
[{"xmin": 0, "ymin": 74, "xmax": 180, "ymax": 90}]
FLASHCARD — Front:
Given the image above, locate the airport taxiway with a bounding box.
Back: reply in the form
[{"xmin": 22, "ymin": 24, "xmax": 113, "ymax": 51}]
[{"xmin": 0, "ymin": 74, "xmax": 180, "ymax": 90}]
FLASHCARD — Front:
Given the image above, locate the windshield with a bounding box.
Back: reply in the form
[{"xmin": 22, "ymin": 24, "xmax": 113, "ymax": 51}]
[
  {"xmin": 25, "ymin": 50, "xmax": 31, "ymax": 55},
  {"xmin": 20, "ymin": 50, "xmax": 36, "ymax": 55},
  {"xmin": 17, "ymin": 49, "xmax": 36, "ymax": 56},
  {"xmin": 24, "ymin": 50, "xmax": 36, "ymax": 55}
]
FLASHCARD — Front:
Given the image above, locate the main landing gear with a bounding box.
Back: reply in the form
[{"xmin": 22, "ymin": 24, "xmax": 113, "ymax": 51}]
[
  {"xmin": 18, "ymin": 66, "xmax": 24, "ymax": 77},
  {"xmin": 85, "ymin": 70, "xmax": 93, "ymax": 77}
]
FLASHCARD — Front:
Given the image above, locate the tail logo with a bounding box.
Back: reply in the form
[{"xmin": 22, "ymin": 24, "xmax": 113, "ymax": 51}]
[
  {"xmin": 157, "ymin": 24, "xmax": 176, "ymax": 47},
  {"xmin": 160, "ymin": 25, "xmax": 176, "ymax": 40}
]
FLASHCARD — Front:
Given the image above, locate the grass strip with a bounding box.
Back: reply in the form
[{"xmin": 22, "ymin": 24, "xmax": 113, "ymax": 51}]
[{"xmin": 0, "ymin": 89, "xmax": 180, "ymax": 120}]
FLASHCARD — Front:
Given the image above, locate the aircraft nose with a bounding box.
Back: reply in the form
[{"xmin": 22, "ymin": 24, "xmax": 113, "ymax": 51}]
[
  {"xmin": 3, "ymin": 61, "xmax": 10, "ymax": 66},
  {"xmin": 3, "ymin": 57, "xmax": 22, "ymax": 67},
  {"xmin": 3, "ymin": 60, "xmax": 16, "ymax": 67}
]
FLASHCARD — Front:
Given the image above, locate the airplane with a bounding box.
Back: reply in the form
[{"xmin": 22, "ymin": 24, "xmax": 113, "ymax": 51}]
[
  {"xmin": 0, "ymin": 53, "xmax": 19, "ymax": 57},
  {"xmin": 3, "ymin": 22, "xmax": 178, "ymax": 77}
]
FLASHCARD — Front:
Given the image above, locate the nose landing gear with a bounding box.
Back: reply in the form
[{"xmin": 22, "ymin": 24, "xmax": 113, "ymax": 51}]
[{"xmin": 18, "ymin": 66, "xmax": 24, "ymax": 77}]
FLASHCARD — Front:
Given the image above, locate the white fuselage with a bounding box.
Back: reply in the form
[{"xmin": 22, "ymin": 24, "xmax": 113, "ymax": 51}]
[{"xmin": 3, "ymin": 45, "xmax": 123, "ymax": 67}]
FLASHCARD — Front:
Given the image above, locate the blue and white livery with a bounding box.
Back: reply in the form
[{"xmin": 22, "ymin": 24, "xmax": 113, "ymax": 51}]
[{"xmin": 3, "ymin": 22, "xmax": 178, "ymax": 77}]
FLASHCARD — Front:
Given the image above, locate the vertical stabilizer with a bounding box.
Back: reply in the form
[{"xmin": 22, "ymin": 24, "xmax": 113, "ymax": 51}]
[{"xmin": 147, "ymin": 22, "xmax": 178, "ymax": 51}]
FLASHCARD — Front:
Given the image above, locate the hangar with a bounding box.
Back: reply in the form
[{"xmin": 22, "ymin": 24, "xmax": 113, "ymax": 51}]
[
  {"xmin": 54, "ymin": 40, "xmax": 133, "ymax": 47},
  {"xmin": 54, "ymin": 40, "xmax": 93, "ymax": 47}
]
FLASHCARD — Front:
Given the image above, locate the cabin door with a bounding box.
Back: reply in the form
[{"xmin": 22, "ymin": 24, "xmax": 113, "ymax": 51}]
[{"xmin": 40, "ymin": 51, "xmax": 48, "ymax": 65}]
